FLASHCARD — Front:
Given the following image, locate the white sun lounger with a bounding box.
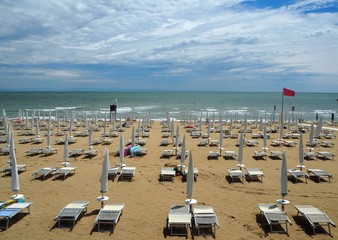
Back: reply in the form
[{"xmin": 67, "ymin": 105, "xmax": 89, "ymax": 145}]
[
  {"xmin": 32, "ymin": 167, "xmax": 58, "ymax": 180},
  {"xmin": 2, "ymin": 164, "xmax": 27, "ymax": 176},
  {"xmin": 258, "ymin": 204, "xmax": 292, "ymax": 235},
  {"xmin": 53, "ymin": 167, "xmax": 77, "ymax": 180},
  {"xmin": 307, "ymin": 169, "xmax": 333, "ymax": 183},
  {"xmin": 167, "ymin": 205, "xmax": 191, "ymax": 237},
  {"xmin": 287, "ymin": 168, "xmax": 309, "ymax": 183},
  {"xmin": 160, "ymin": 167, "xmax": 176, "ymax": 182},
  {"xmin": 192, "ymin": 206, "xmax": 219, "ymax": 237},
  {"xmin": 120, "ymin": 166, "xmax": 136, "ymax": 181},
  {"xmin": 0, "ymin": 202, "xmax": 33, "ymax": 229},
  {"xmin": 228, "ymin": 168, "xmax": 245, "ymax": 183},
  {"xmin": 246, "ymin": 168, "xmax": 264, "ymax": 182},
  {"xmin": 54, "ymin": 201, "xmax": 89, "ymax": 228},
  {"xmin": 94, "ymin": 203, "xmax": 125, "ymax": 232},
  {"xmin": 108, "ymin": 167, "xmax": 119, "ymax": 181},
  {"xmin": 294, "ymin": 205, "xmax": 336, "ymax": 236},
  {"xmin": 182, "ymin": 167, "xmax": 199, "ymax": 181}
]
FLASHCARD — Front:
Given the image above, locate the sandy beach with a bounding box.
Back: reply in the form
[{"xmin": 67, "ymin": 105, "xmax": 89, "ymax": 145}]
[{"xmin": 1, "ymin": 119, "xmax": 337, "ymax": 240}]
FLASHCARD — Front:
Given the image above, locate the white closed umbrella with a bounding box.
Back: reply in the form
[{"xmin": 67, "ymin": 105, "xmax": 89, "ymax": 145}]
[
  {"xmin": 35, "ymin": 118, "xmax": 40, "ymax": 137},
  {"xmin": 309, "ymin": 123, "xmax": 314, "ymax": 148},
  {"xmin": 62, "ymin": 133, "xmax": 69, "ymax": 166},
  {"xmin": 219, "ymin": 125, "xmax": 223, "ymax": 156},
  {"xmin": 180, "ymin": 134, "xmax": 186, "ymax": 172},
  {"xmin": 263, "ymin": 124, "xmax": 268, "ymax": 152},
  {"xmin": 46, "ymin": 121, "xmax": 51, "ymax": 149},
  {"xmin": 175, "ymin": 125, "xmax": 179, "ymax": 155},
  {"xmin": 88, "ymin": 124, "xmax": 93, "ymax": 149},
  {"xmin": 279, "ymin": 151, "xmax": 289, "ymax": 210},
  {"xmin": 185, "ymin": 151, "xmax": 197, "ymax": 207},
  {"xmin": 243, "ymin": 114, "xmax": 247, "ymax": 139},
  {"xmin": 119, "ymin": 133, "xmax": 125, "ymax": 167},
  {"xmin": 10, "ymin": 131, "xmax": 20, "ymax": 196},
  {"xmin": 237, "ymin": 133, "xmax": 245, "ymax": 169},
  {"xmin": 131, "ymin": 125, "xmax": 135, "ymax": 147},
  {"xmin": 297, "ymin": 132, "xmax": 305, "ymax": 170},
  {"xmin": 97, "ymin": 148, "xmax": 110, "ymax": 208}
]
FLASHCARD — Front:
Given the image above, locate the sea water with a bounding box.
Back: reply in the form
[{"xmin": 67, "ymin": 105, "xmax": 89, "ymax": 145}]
[{"xmin": 0, "ymin": 91, "xmax": 336, "ymax": 122}]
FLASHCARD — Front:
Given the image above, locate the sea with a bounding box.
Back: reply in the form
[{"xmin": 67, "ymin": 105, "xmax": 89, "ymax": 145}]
[{"xmin": 0, "ymin": 91, "xmax": 337, "ymax": 122}]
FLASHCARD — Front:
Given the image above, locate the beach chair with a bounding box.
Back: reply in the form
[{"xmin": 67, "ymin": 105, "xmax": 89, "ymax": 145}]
[
  {"xmin": 287, "ymin": 168, "xmax": 309, "ymax": 183},
  {"xmin": 2, "ymin": 164, "xmax": 27, "ymax": 177},
  {"xmin": 120, "ymin": 166, "xmax": 136, "ymax": 181},
  {"xmin": 197, "ymin": 140, "xmax": 208, "ymax": 146},
  {"xmin": 167, "ymin": 205, "xmax": 191, "ymax": 237},
  {"xmin": 224, "ymin": 150, "xmax": 237, "ymax": 160},
  {"xmin": 294, "ymin": 205, "xmax": 336, "ymax": 236},
  {"xmin": 53, "ymin": 166, "xmax": 77, "ymax": 180},
  {"xmin": 182, "ymin": 167, "xmax": 199, "ymax": 181},
  {"xmin": 108, "ymin": 167, "xmax": 119, "ymax": 181},
  {"xmin": 246, "ymin": 140, "xmax": 258, "ymax": 147},
  {"xmin": 160, "ymin": 167, "xmax": 176, "ymax": 182},
  {"xmin": 160, "ymin": 149, "xmax": 173, "ymax": 158},
  {"xmin": 315, "ymin": 151, "xmax": 335, "ymax": 160},
  {"xmin": 25, "ymin": 148, "xmax": 43, "ymax": 156},
  {"xmin": 253, "ymin": 151, "xmax": 267, "ymax": 160},
  {"xmin": 32, "ymin": 167, "xmax": 58, "ymax": 180},
  {"xmin": 0, "ymin": 202, "xmax": 33, "ymax": 229},
  {"xmin": 192, "ymin": 205, "xmax": 219, "ymax": 237},
  {"xmin": 41, "ymin": 148, "xmax": 58, "ymax": 156},
  {"xmin": 208, "ymin": 151, "xmax": 219, "ymax": 160},
  {"xmin": 94, "ymin": 203, "xmax": 125, "ymax": 232},
  {"xmin": 269, "ymin": 151, "xmax": 282, "ymax": 160},
  {"xmin": 307, "ymin": 169, "xmax": 333, "ymax": 183},
  {"xmin": 258, "ymin": 204, "xmax": 292, "ymax": 235},
  {"xmin": 54, "ymin": 201, "xmax": 89, "ymax": 228},
  {"xmin": 69, "ymin": 149, "xmax": 85, "ymax": 158},
  {"xmin": 84, "ymin": 150, "xmax": 98, "ymax": 159},
  {"xmin": 227, "ymin": 168, "xmax": 245, "ymax": 183},
  {"xmin": 246, "ymin": 168, "xmax": 264, "ymax": 182}
]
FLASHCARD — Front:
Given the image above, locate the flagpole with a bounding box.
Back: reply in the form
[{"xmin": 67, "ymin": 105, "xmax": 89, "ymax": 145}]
[{"xmin": 280, "ymin": 88, "xmax": 284, "ymax": 140}]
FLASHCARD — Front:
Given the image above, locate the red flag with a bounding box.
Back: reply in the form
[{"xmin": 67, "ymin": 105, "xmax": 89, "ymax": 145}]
[{"xmin": 283, "ymin": 88, "xmax": 295, "ymax": 97}]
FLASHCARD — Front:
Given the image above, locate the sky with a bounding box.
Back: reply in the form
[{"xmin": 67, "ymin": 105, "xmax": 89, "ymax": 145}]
[{"xmin": 0, "ymin": 0, "xmax": 338, "ymax": 92}]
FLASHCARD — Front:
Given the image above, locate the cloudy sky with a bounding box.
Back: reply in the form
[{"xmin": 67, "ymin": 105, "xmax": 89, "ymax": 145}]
[{"xmin": 0, "ymin": 0, "xmax": 338, "ymax": 92}]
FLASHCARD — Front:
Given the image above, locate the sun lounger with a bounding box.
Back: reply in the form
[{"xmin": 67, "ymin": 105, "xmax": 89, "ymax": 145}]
[
  {"xmin": 167, "ymin": 205, "xmax": 191, "ymax": 237},
  {"xmin": 182, "ymin": 167, "xmax": 199, "ymax": 181},
  {"xmin": 53, "ymin": 167, "xmax": 77, "ymax": 180},
  {"xmin": 18, "ymin": 138, "xmax": 33, "ymax": 144},
  {"xmin": 304, "ymin": 152, "xmax": 316, "ymax": 160},
  {"xmin": 294, "ymin": 205, "xmax": 336, "ymax": 236},
  {"xmin": 258, "ymin": 203, "xmax": 292, "ymax": 234},
  {"xmin": 0, "ymin": 147, "xmax": 10, "ymax": 156},
  {"xmin": 246, "ymin": 168, "xmax": 264, "ymax": 182},
  {"xmin": 0, "ymin": 202, "xmax": 33, "ymax": 229},
  {"xmin": 287, "ymin": 168, "xmax": 308, "ymax": 183},
  {"xmin": 160, "ymin": 149, "xmax": 173, "ymax": 158},
  {"xmin": 269, "ymin": 151, "xmax": 282, "ymax": 160},
  {"xmin": 192, "ymin": 206, "xmax": 219, "ymax": 237},
  {"xmin": 32, "ymin": 167, "xmax": 58, "ymax": 180},
  {"xmin": 315, "ymin": 151, "xmax": 335, "ymax": 160},
  {"xmin": 160, "ymin": 139, "xmax": 170, "ymax": 146},
  {"xmin": 271, "ymin": 140, "xmax": 283, "ymax": 147},
  {"xmin": 54, "ymin": 201, "xmax": 89, "ymax": 228},
  {"xmin": 84, "ymin": 150, "xmax": 98, "ymax": 159},
  {"xmin": 69, "ymin": 149, "xmax": 85, "ymax": 158},
  {"xmin": 208, "ymin": 151, "xmax": 219, "ymax": 160},
  {"xmin": 198, "ymin": 140, "xmax": 208, "ymax": 146},
  {"xmin": 108, "ymin": 167, "xmax": 118, "ymax": 181},
  {"xmin": 224, "ymin": 151, "xmax": 237, "ymax": 160},
  {"xmin": 94, "ymin": 203, "xmax": 125, "ymax": 232},
  {"xmin": 253, "ymin": 151, "xmax": 267, "ymax": 160},
  {"xmin": 2, "ymin": 164, "xmax": 27, "ymax": 176},
  {"xmin": 25, "ymin": 148, "xmax": 43, "ymax": 156},
  {"xmin": 227, "ymin": 168, "xmax": 245, "ymax": 183},
  {"xmin": 307, "ymin": 169, "xmax": 333, "ymax": 183},
  {"xmin": 41, "ymin": 148, "xmax": 58, "ymax": 156},
  {"xmin": 133, "ymin": 148, "xmax": 147, "ymax": 157},
  {"xmin": 320, "ymin": 141, "xmax": 335, "ymax": 148},
  {"xmin": 209, "ymin": 140, "xmax": 219, "ymax": 147},
  {"xmin": 120, "ymin": 166, "xmax": 136, "ymax": 181},
  {"xmin": 160, "ymin": 167, "xmax": 176, "ymax": 182},
  {"xmin": 246, "ymin": 140, "xmax": 258, "ymax": 147}
]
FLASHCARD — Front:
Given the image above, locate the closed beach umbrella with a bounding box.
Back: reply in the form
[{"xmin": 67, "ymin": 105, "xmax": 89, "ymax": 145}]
[
  {"xmin": 298, "ymin": 132, "xmax": 305, "ymax": 170},
  {"xmin": 63, "ymin": 133, "xmax": 69, "ymax": 166},
  {"xmin": 103, "ymin": 113, "xmax": 107, "ymax": 137},
  {"xmin": 119, "ymin": 133, "xmax": 124, "ymax": 166},
  {"xmin": 10, "ymin": 131, "xmax": 20, "ymax": 196},
  {"xmin": 281, "ymin": 151, "xmax": 288, "ymax": 203},
  {"xmin": 180, "ymin": 134, "xmax": 186, "ymax": 172},
  {"xmin": 243, "ymin": 114, "xmax": 247, "ymax": 138},
  {"xmin": 100, "ymin": 148, "xmax": 110, "ymax": 196},
  {"xmin": 263, "ymin": 124, "xmax": 268, "ymax": 152},
  {"xmin": 219, "ymin": 125, "xmax": 223, "ymax": 156},
  {"xmin": 175, "ymin": 125, "xmax": 179, "ymax": 154},
  {"xmin": 237, "ymin": 133, "xmax": 245, "ymax": 169},
  {"xmin": 131, "ymin": 125, "xmax": 135, "ymax": 147},
  {"xmin": 315, "ymin": 117, "xmax": 322, "ymax": 139},
  {"xmin": 47, "ymin": 121, "xmax": 51, "ymax": 149},
  {"xmin": 186, "ymin": 151, "xmax": 194, "ymax": 201},
  {"xmin": 88, "ymin": 124, "xmax": 93, "ymax": 149},
  {"xmin": 309, "ymin": 123, "xmax": 314, "ymax": 147},
  {"xmin": 207, "ymin": 121, "xmax": 211, "ymax": 144},
  {"xmin": 35, "ymin": 118, "xmax": 40, "ymax": 137}
]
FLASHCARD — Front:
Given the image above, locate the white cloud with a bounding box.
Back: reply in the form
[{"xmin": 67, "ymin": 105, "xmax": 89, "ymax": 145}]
[{"xmin": 0, "ymin": 0, "xmax": 337, "ymax": 91}]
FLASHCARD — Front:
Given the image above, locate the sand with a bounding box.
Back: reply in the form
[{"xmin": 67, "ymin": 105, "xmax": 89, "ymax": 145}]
[{"xmin": 1, "ymin": 119, "xmax": 337, "ymax": 240}]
